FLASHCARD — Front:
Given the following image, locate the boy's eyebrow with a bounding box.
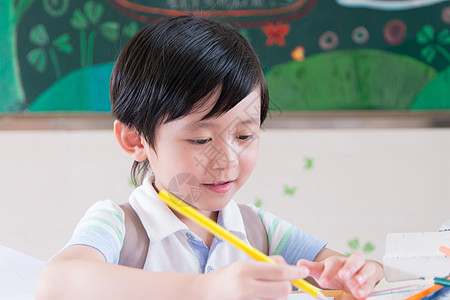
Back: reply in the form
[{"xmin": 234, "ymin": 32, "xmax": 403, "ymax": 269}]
[{"xmin": 185, "ymin": 115, "xmax": 260, "ymax": 130}]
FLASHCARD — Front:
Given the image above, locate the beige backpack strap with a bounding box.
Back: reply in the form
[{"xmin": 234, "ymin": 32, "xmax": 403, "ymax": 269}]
[
  {"xmin": 118, "ymin": 203, "xmax": 149, "ymax": 269},
  {"xmin": 238, "ymin": 204, "xmax": 269, "ymax": 255}
]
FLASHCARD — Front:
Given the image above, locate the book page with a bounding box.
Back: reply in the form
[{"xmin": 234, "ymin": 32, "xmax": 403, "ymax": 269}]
[{"xmin": 0, "ymin": 245, "xmax": 45, "ymax": 300}]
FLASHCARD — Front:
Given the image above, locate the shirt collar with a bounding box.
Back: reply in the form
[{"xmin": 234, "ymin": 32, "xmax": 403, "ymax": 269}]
[
  {"xmin": 217, "ymin": 200, "xmax": 247, "ymax": 241},
  {"xmin": 129, "ymin": 176, "xmax": 188, "ymax": 242},
  {"xmin": 129, "ymin": 176, "xmax": 247, "ymax": 242}
]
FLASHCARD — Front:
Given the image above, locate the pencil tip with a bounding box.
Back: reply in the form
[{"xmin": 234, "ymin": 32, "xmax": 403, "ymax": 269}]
[{"xmin": 317, "ymin": 292, "xmax": 328, "ymax": 300}]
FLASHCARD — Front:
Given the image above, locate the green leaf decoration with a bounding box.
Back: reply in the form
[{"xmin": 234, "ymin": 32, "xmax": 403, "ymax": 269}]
[
  {"xmin": 363, "ymin": 242, "xmax": 375, "ymax": 253},
  {"xmin": 99, "ymin": 22, "xmax": 120, "ymax": 42},
  {"xmin": 254, "ymin": 198, "xmax": 262, "ymax": 207},
  {"xmin": 348, "ymin": 238, "xmax": 359, "ymax": 250},
  {"xmin": 304, "ymin": 157, "xmax": 313, "ymax": 169},
  {"xmin": 284, "ymin": 185, "xmax": 296, "ymax": 196},
  {"xmin": 84, "ymin": 1, "xmax": 104, "ymax": 25},
  {"xmin": 123, "ymin": 22, "xmax": 140, "ymax": 38},
  {"xmin": 417, "ymin": 25, "xmax": 435, "ymax": 45},
  {"xmin": 27, "ymin": 48, "xmax": 47, "ymax": 73},
  {"xmin": 29, "ymin": 24, "xmax": 49, "ymax": 46},
  {"xmin": 437, "ymin": 29, "xmax": 450, "ymax": 45},
  {"xmin": 71, "ymin": 9, "xmax": 88, "ymax": 30},
  {"xmin": 346, "ymin": 237, "xmax": 376, "ymax": 255},
  {"xmin": 421, "ymin": 44, "xmax": 436, "ymax": 63},
  {"xmin": 52, "ymin": 34, "xmax": 73, "ymax": 54}
]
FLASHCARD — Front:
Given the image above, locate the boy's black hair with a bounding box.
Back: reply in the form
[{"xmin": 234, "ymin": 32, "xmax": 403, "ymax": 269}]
[{"xmin": 110, "ymin": 15, "xmax": 269, "ymax": 185}]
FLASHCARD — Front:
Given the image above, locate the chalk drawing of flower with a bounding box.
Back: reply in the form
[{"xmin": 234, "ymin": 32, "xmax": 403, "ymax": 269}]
[{"xmin": 262, "ymin": 22, "xmax": 290, "ymax": 47}]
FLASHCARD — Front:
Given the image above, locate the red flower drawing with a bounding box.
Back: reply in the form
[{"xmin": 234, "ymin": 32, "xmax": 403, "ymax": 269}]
[{"xmin": 262, "ymin": 22, "xmax": 290, "ymax": 47}]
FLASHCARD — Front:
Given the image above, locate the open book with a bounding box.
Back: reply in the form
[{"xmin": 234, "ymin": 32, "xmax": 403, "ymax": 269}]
[{"xmin": 0, "ymin": 245, "xmax": 45, "ymax": 300}]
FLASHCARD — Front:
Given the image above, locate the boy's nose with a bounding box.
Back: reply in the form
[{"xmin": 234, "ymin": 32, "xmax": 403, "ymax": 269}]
[{"xmin": 210, "ymin": 140, "xmax": 238, "ymax": 170}]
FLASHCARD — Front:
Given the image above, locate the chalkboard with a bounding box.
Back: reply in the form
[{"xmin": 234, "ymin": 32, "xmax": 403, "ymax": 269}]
[{"xmin": 1, "ymin": 0, "xmax": 450, "ymax": 113}]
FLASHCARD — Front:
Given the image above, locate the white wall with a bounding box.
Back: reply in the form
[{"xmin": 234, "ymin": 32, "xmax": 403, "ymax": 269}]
[{"xmin": 1, "ymin": 128, "xmax": 449, "ymax": 262}]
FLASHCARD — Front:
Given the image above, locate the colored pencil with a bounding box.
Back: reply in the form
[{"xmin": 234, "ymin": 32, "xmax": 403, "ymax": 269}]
[
  {"xmin": 439, "ymin": 245, "xmax": 450, "ymax": 256},
  {"xmin": 434, "ymin": 277, "xmax": 450, "ymax": 287},
  {"xmin": 404, "ymin": 284, "xmax": 443, "ymax": 300}
]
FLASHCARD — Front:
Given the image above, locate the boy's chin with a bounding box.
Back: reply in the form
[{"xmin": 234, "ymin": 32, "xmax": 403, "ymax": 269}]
[{"xmin": 193, "ymin": 197, "xmax": 233, "ymax": 212}]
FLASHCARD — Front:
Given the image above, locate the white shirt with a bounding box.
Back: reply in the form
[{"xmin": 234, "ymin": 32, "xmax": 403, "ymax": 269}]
[
  {"xmin": 130, "ymin": 177, "xmax": 251, "ymax": 273},
  {"xmin": 66, "ymin": 176, "xmax": 326, "ymax": 272}
]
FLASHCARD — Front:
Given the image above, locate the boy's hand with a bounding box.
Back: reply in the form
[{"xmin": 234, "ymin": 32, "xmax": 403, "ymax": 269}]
[
  {"xmin": 201, "ymin": 255, "xmax": 304, "ymax": 300},
  {"xmin": 296, "ymin": 252, "xmax": 383, "ymax": 299}
]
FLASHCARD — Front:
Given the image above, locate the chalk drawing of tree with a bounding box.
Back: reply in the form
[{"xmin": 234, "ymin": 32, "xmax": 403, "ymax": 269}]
[
  {"xmin": 417, "ymin": 25, "xmax": 450, "ymax": 64},
  {"xmin": 70, "ymin": 1, "xmax": 120, "ymax": 67},
  {"xmin": 1, "ymin": 0, "xmax": 37, "ymax": 111},
  {"xmin": 27, "ymin": 24, "xmax": 73, "ymax": 80}
]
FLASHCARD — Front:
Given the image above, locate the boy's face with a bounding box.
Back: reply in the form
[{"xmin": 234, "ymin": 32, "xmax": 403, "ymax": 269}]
[{"xmin": 145, "ymin": 88, "xmax": 261, "ymax": 215}]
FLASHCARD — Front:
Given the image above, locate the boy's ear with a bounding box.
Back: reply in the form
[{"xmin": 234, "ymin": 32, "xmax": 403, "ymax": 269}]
[{"xmin": 114, "ymin": 120, "xmax": 148, "ymax": 162}]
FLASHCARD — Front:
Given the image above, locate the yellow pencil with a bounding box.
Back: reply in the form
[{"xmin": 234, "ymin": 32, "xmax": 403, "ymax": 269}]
[{"xmin": 159, "ymin": 189, "xmax": 326, "ymax": 300}]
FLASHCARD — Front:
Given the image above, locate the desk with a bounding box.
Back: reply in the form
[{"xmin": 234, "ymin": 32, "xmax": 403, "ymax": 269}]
[{"xmin": 290, "ymin": 290, "xmax": 357, "ymax": 300}]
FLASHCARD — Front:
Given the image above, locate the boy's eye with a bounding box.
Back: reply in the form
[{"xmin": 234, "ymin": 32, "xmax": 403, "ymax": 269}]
[
  {"xmin": 191, "ymin": 138, "xmax": 211, "ymax": 145},
  {"xmin": 236, "ymin": 134, "xmax": 255, "ymax": 141}
]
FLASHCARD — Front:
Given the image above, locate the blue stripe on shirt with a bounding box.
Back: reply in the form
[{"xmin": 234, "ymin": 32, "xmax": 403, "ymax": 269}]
[
  {"xmin": 278, "ymin": 228, "xmax": 327, "ymax": 266},
  {"xmin": 67, "ymin": 227, "xmax": 121, "ymax": 264}
]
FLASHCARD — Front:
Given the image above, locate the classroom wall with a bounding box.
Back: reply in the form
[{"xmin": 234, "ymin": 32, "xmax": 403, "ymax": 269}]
[{"xmin": 1, "ymin": 128, "xmax": 449, "ymax": 262}]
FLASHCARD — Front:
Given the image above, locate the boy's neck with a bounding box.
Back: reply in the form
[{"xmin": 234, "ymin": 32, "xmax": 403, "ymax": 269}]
[
  {"xmin": 178, "ymin": 210, "xmax": 218, "ymax": 249},
  {"xmin": 151, "ymin": 177, "xmax": 219, "ymax": 248}
]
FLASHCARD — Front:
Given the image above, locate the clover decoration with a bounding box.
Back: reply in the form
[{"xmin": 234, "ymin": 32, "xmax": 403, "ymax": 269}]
[
  {"xmin": 345, "ymin": 237, "xmax": 375, "ymax": 256},
  {"xmin": 70, "ymin": 1, "xmax": 120, "ymax": 67},
  {"xmin": 27, "ymin": 24, "xmax": 73, "ymax": 79},
  {"xmin": 417, "ymin": 25, "xmax": 450, "ymax": 64}
]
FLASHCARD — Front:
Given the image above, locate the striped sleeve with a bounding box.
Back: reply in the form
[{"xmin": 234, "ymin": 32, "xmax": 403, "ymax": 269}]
[
  {"xmin": 66, "ymin": 200, "xmax": 125, "ymax": 264},
  {"xmin": 251, "ymin": 205, "xmax": 327, "ymax": 265}
]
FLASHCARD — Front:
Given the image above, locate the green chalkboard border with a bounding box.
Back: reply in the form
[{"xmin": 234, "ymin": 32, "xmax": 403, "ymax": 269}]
[{"xmin": 1, "ymin": 111, "xmax": 450, "ymax": 130}]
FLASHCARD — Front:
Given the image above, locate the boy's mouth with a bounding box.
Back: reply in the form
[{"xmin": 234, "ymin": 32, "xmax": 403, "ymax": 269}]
[
  {"xmin": 205, "ymin": 181, "xmax": 232, "ymax": 186},
  {"xmin": 203, "ymin": 181, "xmax": 234, "ymax": 193}
]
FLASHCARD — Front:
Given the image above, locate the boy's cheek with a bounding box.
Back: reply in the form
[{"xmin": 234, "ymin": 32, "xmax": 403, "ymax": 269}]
[{"xmin": 240, "ymin": 145, "xmax": 259, "ymax": 166}]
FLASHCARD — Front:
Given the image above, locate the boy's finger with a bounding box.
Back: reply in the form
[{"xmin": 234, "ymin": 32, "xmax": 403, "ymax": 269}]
[
  {"xmin": 319, "ymin": 256, "xmax": 346, "ymax": 287},
  {"xmin": 338, "ymin": 252, "xmax": 365, "ymax": 281},
  {"xmin": 270, "ymin": 255, "xmax": 288, "ymax": 265},
  {"xmin": 351, "ymin": 275, "xmax": 377, "ymax": 300},
  {"xmin": 249, "ymin": 261, "xmax": 305, "ymax": 281},
  {"xmin": 253, "ymin": 280, "xmax": 293, "ymax": 299},
  {"xmin": 345, "ymin": 262, "xmax": 377, "ymax": 296},
  {"xmin": 296, "ymin": 259, "xmax": 324, "ymax": 280}
]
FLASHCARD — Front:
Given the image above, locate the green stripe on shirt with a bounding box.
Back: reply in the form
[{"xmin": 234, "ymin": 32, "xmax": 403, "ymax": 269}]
[
  {"xmin": 89, "ymin": 209, "xmax": 124, "ymax": 224},
  {"xmin": 257, "ymin": 208, "xmax": 266, "ymax": 222},
  {"xmin": 267, "ymin": 217, "xmax": 282, "ymax": 244},
  {"xmin": 79, "ymin": 216, "xmax": 124, "ymax": 244},
  {"xmin": 272, "ymin": 226, "xmax": 296, "ymax": 255}
]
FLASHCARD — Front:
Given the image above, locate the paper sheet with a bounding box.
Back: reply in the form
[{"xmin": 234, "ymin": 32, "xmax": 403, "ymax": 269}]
[
  {"xmin": 289, "ymin": 280, "xmax": 448, "ymax": 300},
  {"xmin": 368, "ymin": 279, "xmax": 441, "ymax": 300},
  {"xmin": 0, "ymin": 245, "xmax": 46, "ymax": 300}
]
